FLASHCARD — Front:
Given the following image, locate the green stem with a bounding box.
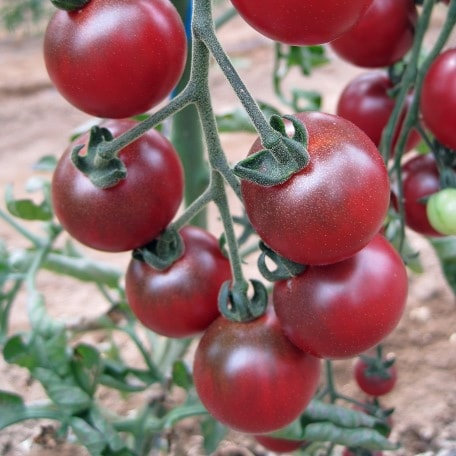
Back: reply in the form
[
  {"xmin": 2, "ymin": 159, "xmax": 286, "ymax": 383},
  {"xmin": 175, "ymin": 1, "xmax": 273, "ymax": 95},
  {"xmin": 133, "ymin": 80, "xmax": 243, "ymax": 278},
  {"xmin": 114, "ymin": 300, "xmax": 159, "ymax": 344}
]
[
  {"xmin": 215, "ymin": 7, "xmax": 237, "ymax": 29},
  {"xmin": 0, "ymin": 207, "xmax": 43, "ymax": 246},
  {"xmin": 325, "ymin": 360, "xmax": 337, "ymax": 404},
  {"xmin": 0, "ymin": 280, "xmax": 22, "ymax": 341}
]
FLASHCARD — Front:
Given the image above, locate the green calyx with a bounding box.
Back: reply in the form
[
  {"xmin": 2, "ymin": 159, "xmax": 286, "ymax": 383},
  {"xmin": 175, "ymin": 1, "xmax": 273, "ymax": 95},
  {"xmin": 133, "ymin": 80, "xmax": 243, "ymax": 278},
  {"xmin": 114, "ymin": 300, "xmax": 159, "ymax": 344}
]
[
  {"xmin": 360, "ymin": 355, "xmax": 395, "ymax": 380},
  {"xmin": 51, "ymin": 0, "xmax": 91, "ymax": 11},
  {"xmin": 234, "ymin": 115, "xmax": 310, "ymax": 187},
  {"xmin": 71, "ymin": 126, "xmax": 127, "ymax": 190}
]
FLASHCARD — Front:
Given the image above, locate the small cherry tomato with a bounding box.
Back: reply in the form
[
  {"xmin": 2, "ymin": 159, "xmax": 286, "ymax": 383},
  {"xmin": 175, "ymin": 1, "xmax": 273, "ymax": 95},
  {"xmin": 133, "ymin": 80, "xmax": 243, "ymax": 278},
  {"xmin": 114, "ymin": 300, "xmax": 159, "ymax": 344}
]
[
  {"xmin": 255, "ymin": 435, "xmax": 304, "ymax": 453},
  {"xmin": 421, "ymin": 49, "xmax": 456, "ymax": 150},
  {"xmin": 273, "ymin": 235, "xmax": 408, "ymax": 359},
  {"xmin": 52, "ymin": 119, "xmax": 184, "ymax": 252},
  {"xmin": 427, "ymin": 188, "xmax": 456, "ymax": 236},
  {"xmin": 241, "ymin": 112, "xmax": 390, "ymax": 266},
  {"xmin": 44, "ymin": 0, "xmax": 187, "ymax": 118},
  {"xmin": 193, "ymin": 308, "xmax": 321, "ymax": 434},
  {"xmin": 354, "ymin": 358, "xmax": 397, "ymax": 396},
  {"xmin": 330, "ymin": 0, "xmax": 417, "ymax": 68},
  {"xmin": 125, "ymin": 226, "xmax": 231, "ymax": 338}
]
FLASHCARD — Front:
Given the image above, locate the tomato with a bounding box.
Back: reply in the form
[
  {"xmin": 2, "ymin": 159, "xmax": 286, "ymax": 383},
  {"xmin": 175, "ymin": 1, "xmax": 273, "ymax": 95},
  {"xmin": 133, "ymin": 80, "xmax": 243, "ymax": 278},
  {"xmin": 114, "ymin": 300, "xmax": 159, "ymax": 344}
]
[
  {"xmin": 125, "ymin": 226, "xmax": 231, "ymax": 338},
  {"xmin": 354, "ymin": 358, "xmax": 397, "ymax": 396},
  {"xmin": 44, "ymin": 0, "xmax": 187, "ymax": 118},
  {"xmin": 254, "ymin": 435, "xmax": 304, "ymax": 453},
  {"xmin": 427, "ymin": 188, "xmax": 456, "ymax": 236},
  {"xmin": 330, "ymin": 0, "xmax": 417, "ymax": 68},
  {"xmin": 401, "ymin": 154, "xmax": 442, "ymax": 237},
  {"xmin": 273, "ymin": 235, "xmax": 408, "ymax": 359},
  {"xmin": 193, "ymin": 307, "xmax": 321, "ymax": 433},
  {"xmin": 337, "ymin": 72, "xmax": 420, "ymax": 155},
  {"xmin": 229, "ymin": 0, "xmax": 373, "ymax": 46},
  {"xmin": 421, "ymin": 49, "xmax": 456, "ymax": 150},
  {"xmin": 52, "ymin": 119, "xmax": 183, "ymax": 252},
  {"xmin": 241, "ymin": 112, "xmax": 390, "ymax": 266}
]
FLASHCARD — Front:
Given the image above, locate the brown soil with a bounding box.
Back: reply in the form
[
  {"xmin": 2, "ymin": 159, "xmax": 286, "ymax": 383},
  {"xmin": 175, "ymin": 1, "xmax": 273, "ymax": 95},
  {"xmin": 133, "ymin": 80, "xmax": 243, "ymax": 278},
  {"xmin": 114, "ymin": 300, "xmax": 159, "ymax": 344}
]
[{"xmin": 1, "ymin": 5, "xmax": 456, "ymax": 456}]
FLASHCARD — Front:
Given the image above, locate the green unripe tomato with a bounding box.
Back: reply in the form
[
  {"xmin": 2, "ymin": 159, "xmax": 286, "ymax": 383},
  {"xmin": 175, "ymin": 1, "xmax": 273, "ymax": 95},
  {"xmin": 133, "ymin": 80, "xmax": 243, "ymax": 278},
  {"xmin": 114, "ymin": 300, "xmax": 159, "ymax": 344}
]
[{"xmin": 427, "ymin": 188, "xmax": 456, "ymax": 236}]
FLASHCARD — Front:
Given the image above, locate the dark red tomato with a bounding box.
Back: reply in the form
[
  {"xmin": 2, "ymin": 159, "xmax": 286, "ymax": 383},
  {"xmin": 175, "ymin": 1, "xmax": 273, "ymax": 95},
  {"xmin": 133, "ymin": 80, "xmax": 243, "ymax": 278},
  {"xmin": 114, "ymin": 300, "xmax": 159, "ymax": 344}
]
[
  {"xmin": 255, "ymin": 435, "xmax": 304, "ymax": 453},
  {"xmin": 273, "ymin": 235, "xmax": 408, "ymax": 359},
  {"xmin": 337, "ymin": 72, "xmax": 420, "ymax": 155},
  {"xmin": 125, "ymin": 226, "xmax": 231, "ymax": 338},
  {"xmin": 229, "ymin": 0, "xmax": 373, "ymax": 46},
  {"xmin": 241, "ymin": 112, "xmax": 390, "ymax": 266},
  {"xmin": 193, "ymin": 307, "xmax": 321, "ymax": 434},
  {"xmin": 401, "ymin": 154, "xmax": 442, "ymax": 237},
  {"xmin": 44, "ymin": 0, "xmax": 187, "ymax": 118},
  {"xmin": 421, "ymin": 49, "xmax": 456, "ymax": 150},
  {"xmin": 52, "ymin": 119, "xmax": 183, "ymax": 252},
  {"xmin": 343, "ymin": 450, "xmax": 383, "ymax": 456},
  {"xmin": 330, "ymin": 0, "xmax": 417, "ymax": 68},
  {"xmin": 354, "ymin": 359, "xmax": 397, "ymax": 396}
]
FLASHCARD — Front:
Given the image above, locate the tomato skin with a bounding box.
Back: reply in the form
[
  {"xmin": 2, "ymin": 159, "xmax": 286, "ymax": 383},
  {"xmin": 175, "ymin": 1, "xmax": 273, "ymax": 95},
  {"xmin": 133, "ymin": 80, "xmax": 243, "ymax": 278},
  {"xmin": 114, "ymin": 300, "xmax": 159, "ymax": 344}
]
[
  {"xmin": 330, "ymin": 0, "xmax": 417, "ymax": 68},
  {"xmin": 254, "ymin": 435, "xmax": 304, "ymax": 453},
  {"xmin": 125, "ymin": 226, "xmax": 231, "ymax": 338},
  {"xmin": 354, "ymin": 359, "xmax": 397, "ymax": 396},
  {"xmin": 421, "ymin": 49, "xmax": 456, "ymax": 150},
  {"xmin": 337, "ymin": 72, "xmax": 420, "ymax": 155},
  {"xmin": 193, "ymin": 308, "xmax": 321, "ymax": 434},
  {"xmin": 402, "ymin": 154, "xmax": 442, "ymax": 237},
  {"xmin": 52, "ymin": 119, "xmax": 183, "ymax": 252},
  {"xmin": 427, "ymin": 188, "xmax": 456, "ymax": 236},
  {"xmin": 241, "ymin": 112, "xmax": 390, "ymax": 266},
  {"xmin": 273, "ymin": 235, "xmax": 408, "ymax": 359},
  {"xmin": 229, "ymin": 0, "xmax": 373, "ymax": 46},
  {"xmin": 44, "ymin": 0, "xmax": 187, "ymax": 118}
]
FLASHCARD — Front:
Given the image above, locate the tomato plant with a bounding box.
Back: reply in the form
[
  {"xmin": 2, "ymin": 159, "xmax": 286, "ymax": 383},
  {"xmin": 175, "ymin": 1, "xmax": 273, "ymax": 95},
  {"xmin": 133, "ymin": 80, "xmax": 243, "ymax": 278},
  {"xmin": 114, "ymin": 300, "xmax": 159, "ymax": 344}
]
[
  {"xmin": 354, "ymin": 358, "xmax": 397, "ymax": 397},
  {"xmin": 44, "ymin": 0, "xmax": 187, "ymax": 118},
  {"xmin": 125, "ymin": 226, "xmax": 231, "ymax": 338},
  {"xmin": 421, "ymin": 48, "xmax": 456, "ymax": 150},
  {"xmin": 193, "ymin": 307, "xmax": 321, "ymax": 433},
  {"xmin": 401, "ymin": 154, "xmax": 442, "ymax": 237},
  {"xmin": 241, "ymin": 112, "xmax": 390, "ymax": 266},
  {"xmin": 273, "ymin": 235, "xmax": 408, "ymax": 359},
  {"xmin": 427, "ymin": 188, "xmax": 456, "ymax": 235},
  {"xmin": 52, "ymin": 119, "xmax": 184, "ymax": 252},
  {"xmin": 337, "ymin": 72, "xmax": 420, "ymax": 154},
  {"xmin": 229, "ymin": 0, "xmax": 373, "ymax": 45},
  {"xmin": 330, "ymin": 0, "xmax": 417, "ymax": 68},
  {"xmin": 254, "ymin": 435, "xmax": 304, "ymax": 452}
]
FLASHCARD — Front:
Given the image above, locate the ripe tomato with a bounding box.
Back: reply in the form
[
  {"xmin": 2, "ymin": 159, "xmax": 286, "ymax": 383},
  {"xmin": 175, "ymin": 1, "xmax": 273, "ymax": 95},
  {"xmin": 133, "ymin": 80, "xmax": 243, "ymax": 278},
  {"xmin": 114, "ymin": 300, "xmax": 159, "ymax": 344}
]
[
  {"xmin": 273, "ymin": 235, "xmax": 408, "ymax": 359},
  {"xmin": 421, "ymin": 49, "xmax": 456, "ymax": 150},
  {"xmin": 427, "ymin": 188, "xmax": 456, "ymax": 236},
  {"xmin": 52, "ymin": 119, "xmax": 183, "ymax": 252},
  {"xmin": 255, "ymin": 435, "xmax": 304, "ymax": 453},
  {"xmin": 125, "ymin": 226, "xmax": 231, "ymax": 338},
  {"xmin": 241, "ymin": 112, "xmax": 390, "ymax": 266},
  {"xmin": 354, "ymin": 359, "xmax": 397, "ymax": 396},
  {"xmin": 193, "ymin": 307, "xmax": 321, "ymax": 433},
  {"xmin": 44, "ymin": 0, "xmax": 187, "ymax": 118},
  {"xmin": 337, "ymin": 72, "xmax": 420, "ymax": 155},
  {"xmin": 401, "ymin": 154, "xmax": 442, "ymax": 237},
  {"xmin": 330, "ymin": 0, "xmax": 417, "ymax": 68},
  {"xmin": 229, "ymin": 0, "xmax": 373, "ymax": 46}
]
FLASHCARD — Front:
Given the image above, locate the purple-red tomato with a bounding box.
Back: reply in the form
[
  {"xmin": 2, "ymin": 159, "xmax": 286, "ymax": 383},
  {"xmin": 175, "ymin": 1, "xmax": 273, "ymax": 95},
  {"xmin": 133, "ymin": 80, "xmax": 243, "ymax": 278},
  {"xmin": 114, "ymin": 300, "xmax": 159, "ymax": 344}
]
[
  {"xmin": 125, "ymin": 226, "xmax": 231, "ymax": 338},
  {"xmin": 193, "ymin": 307, "xmax": 321, "ymax": 433},
  {"xmin": 52, "ymin": 119, "xmax": 183, "ymax": 252},
  {"xmin": 273, "ymin": 235, "xmax": 408, "ymax": 359},
  {"xmin": 241, "ymin": 112, "xmax": 390, "ymax": 266},
  {"xmin": 401, "ymin": 154, "xmax": 442, "ymax": 237},
  {"xmin": 337, "ymin": 71, "xmax": 420, "ymax": 155},
  {"xmin": 354, "ymin": 358, "xmax": 397, "ymax": 397},
  {"xmin": 330, "ymin": 0, "xmax": 417, "ymax": 68},
  {"xmin": 255, "ymin": 435, "xmax": 304, "ymax": 453},
  {"xmin": 44, "ymin": 0, "xmax": 187, "ymax": 118},
  {"xmin": 229, "ymin": 0, "xmax": 373, "ymax": 46},
  {"xmin": 421, "ymin": 49, "xmax": 456, "ymax": 150}
]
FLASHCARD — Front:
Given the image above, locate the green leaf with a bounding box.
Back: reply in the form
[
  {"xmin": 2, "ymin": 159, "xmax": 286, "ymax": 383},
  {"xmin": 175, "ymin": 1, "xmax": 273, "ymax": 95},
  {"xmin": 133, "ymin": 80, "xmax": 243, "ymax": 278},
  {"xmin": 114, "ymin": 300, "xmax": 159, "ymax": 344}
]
[
  {"xmin": 89, "ymin": 408, "xmax": 126, "ymax": 452},
  {"xmin": 201, "ymin": 416, "xmax": 227, "ymax": 454},
  {"xmin": 172, "ymin": 360, "xmax": 193, "ymax": 390},
  {"xmin": 429, "ymin": 236, "xmax": 456, "ymax": 294},
  {"xmin": 291, "ymin": 89, "xmax": 322, "ymax": 112},
  {"xmin": 3, "ymin": 334, "xmax": 38, "ymax": 369},
  {"xmin": 71, "ymin": 344, "xmax": 102, "ymax": 396},
  {"xmin": 33, "ymin": 155, "xmax": 58, "ymax": 172},
  {"xmin": 5, "ymin": 184, "xmax": 53, "ymax": 221},
  {"xmin": 71, "ymin": 417, "xmax": 107, "ymax": 456},
  {"xmin": 27, "ymin": 290, "xmax": 64, "ymax": 337}
]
